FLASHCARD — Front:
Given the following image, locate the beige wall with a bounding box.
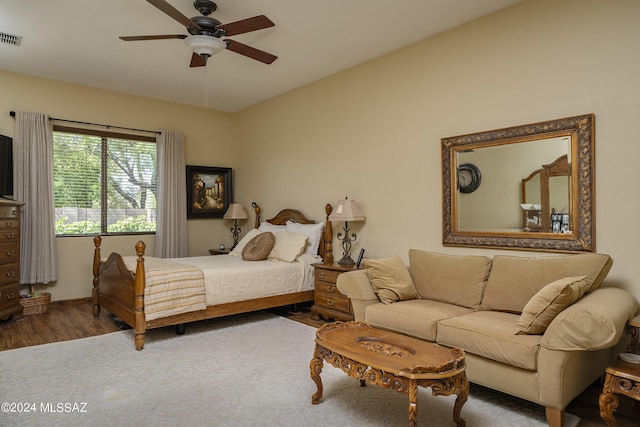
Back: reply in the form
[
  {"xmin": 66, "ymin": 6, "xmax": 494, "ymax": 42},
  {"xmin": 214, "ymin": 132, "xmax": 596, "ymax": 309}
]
[
  {"xmin": 233, "ymin": 0, "xmax": 640, "ymax": 300},
  {"xmin": 0, "ymin": 71, "xmax": 234, "ymax": 300},
  {"xmin": 2, "ymin": 0, "xmax": 640, "ymax": 303}
]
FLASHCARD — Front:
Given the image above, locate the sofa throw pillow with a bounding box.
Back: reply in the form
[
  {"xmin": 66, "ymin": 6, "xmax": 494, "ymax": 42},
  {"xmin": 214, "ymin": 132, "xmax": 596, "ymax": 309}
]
[
  {"xmin": 268, "ymin": 231, "xmax": 309, "ymax": 263},
  {"xmin": 241, "ymin": 232, "xmax": 275, "ymax": 261},
  {"xmin": 229, "ymin": 229, "xmax": 262, "ymax": 257},
  {"xmin": 514, "ymin": 276, "xmax": 589, "ymax": 335},
  {"xmin": 363, "ymin": 256, "xmax": 417, "ymax": 304}
]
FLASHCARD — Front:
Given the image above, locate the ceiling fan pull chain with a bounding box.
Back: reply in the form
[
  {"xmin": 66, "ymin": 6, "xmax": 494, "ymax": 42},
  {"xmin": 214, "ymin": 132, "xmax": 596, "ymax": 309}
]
[{"xmin": 205, "ymin": 62, "xmax": 208, "ymax": 107}]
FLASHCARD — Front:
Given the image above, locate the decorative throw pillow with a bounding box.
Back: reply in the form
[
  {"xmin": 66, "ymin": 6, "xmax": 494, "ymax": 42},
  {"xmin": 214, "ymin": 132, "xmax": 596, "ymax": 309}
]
[
  {"xmin": 268, "ymin": 231, "xmax": 309, "ymax": 263},
  {"xmin": 514, "ymin": 276, "xmax": 589, "ymax": 335},
  {"xmin": 285, "ymin": 220, "xmax": 324, "ymax": 256},
  {"xmin": 242, "ymin": 232, "xmax": 275, "ymax": 261},
  {"xmin": 229, "ymin": 229, "xmax": 262, "ymax": 257},
  {"xmin": 363, "ymin": 256, "xmax": 417, "ymax": 304}
]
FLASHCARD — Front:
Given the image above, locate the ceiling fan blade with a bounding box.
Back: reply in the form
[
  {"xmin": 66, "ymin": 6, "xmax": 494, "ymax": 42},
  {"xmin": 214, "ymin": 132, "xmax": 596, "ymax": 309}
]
[
  {"xmin": 224, "ymin": 39, "xmax": 277, "ymax": 64},
  {"xmin": 190, "ymin": 52, "xmax": 208, "ymax": 67},
  {"xmin": 146, "ymin": 0, "xmax": 201, "ymax": 30},
  {"xmin": 120, "ymin": 34, "xmax": 187, "ymax": 41},
  {"xmin": 216, "ymin": 15, "xmax": 274, "ymax": 36}
]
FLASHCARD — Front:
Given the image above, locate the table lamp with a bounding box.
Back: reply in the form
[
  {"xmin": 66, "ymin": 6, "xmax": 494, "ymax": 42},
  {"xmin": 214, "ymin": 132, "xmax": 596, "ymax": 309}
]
[
  {"xmin": 328, "ymin": 197, "xmax": 366, "ymax": 266},
  {"xmin": 223, "ymin": 203, "xmax": 248, "ymax": 250}
]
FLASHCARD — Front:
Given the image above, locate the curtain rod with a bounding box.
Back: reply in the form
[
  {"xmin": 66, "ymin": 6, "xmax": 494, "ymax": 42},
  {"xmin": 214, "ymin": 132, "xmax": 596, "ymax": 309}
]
[{"xmin": 8, "ymin": 111, "xmax": 161, "ymax": 135}]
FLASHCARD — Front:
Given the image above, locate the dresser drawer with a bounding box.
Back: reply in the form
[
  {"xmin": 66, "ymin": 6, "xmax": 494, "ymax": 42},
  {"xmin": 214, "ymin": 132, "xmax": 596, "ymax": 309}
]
[
  {"xmin": 315, "ymin": 280, "xmax": 340, "ymax": 294},
  {"xmin": 0, "ymin": 229, "xmax": 19, "ymax": 244},
  {"xmin": 315, "ymin": 288, "xmax": 350, "ymax": 313},
  {"xmin": 0, "ymin": 283, "xmax": 20, "ymax": 311},
  {"xmin": 0, "ymin": 243, "xmax": 19, "ymax": 264},
  {"xmin": 0, "ymin": 206, "xmax": 19, "ymax": 219},
  {"xmin": 0, "ymin": 263, "xmax": 19, "ymax": 286},
  {"xmin": 314, "ymin": 268, "xmax": 341, "ymax": 284},
  {"xmin": 0, "ymin": 218, "xmax": 19, "ymax": 230}
]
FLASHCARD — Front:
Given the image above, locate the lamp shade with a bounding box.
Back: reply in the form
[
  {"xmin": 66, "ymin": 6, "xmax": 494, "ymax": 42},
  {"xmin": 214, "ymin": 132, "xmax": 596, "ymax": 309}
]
[
  {"xmin": 328, "ymin": 198, "xmax": 365, "ymax": 222},
  {"xmin": 223, "ymin": 203, "xmax": 248, "ymax": 220}
]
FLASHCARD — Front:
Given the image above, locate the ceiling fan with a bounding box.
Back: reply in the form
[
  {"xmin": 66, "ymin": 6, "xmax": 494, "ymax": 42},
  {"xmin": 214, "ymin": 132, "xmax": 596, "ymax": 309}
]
[{"xmin": 120, "ymin": 0, "xmax": 277, "ymax": 67}]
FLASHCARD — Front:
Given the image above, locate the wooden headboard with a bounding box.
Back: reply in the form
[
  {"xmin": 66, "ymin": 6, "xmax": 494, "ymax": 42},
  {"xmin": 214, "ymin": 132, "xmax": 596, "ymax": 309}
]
[{"xmin": 251, "ymin": 202, "xmax": 333, "ymax": 263}]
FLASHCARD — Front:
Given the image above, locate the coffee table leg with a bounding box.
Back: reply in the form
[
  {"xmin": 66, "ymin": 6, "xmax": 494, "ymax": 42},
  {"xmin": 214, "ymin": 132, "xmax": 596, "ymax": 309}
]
[
  {"xmin": 310, "ymin": 343, "xmax": 325, "ymax": 404},
  {"xmin": 408, "ymin": 379, "xmax": 418, "ymax": 427},
  {"xmin": 453, "ymin": 375, "xmax": 469, "ymax": 427}
]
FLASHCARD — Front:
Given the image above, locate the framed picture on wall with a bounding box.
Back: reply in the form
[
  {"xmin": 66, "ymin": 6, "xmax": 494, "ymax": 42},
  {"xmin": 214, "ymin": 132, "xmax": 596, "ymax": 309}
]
[{"xmin": 186, "ymin": 165, "xmax": 232, "ymax": 218}]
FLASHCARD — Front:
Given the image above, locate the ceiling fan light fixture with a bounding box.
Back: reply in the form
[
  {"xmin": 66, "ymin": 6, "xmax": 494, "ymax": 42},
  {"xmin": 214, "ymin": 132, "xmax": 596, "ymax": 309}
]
[{"xmin": 184, "ymin": 35, "xmax": 225, "ymax": 57}]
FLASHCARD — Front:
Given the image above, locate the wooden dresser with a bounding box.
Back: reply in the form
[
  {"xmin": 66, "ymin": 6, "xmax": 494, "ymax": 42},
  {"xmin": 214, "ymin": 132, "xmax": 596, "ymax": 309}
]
[
  {"xmin": 310, "ymin": 262, "xmax": 361, "ymax": 321},
  {"xmin": 0, "ymin": 199, "xmax": 23, "ymax": 321}
]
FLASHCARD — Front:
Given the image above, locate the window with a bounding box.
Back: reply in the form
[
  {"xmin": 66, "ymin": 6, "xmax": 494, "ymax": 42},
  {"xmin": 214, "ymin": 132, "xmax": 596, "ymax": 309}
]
[{"xmin": 53, "ymin": 126, "xmax": 157, "ymax": 235}]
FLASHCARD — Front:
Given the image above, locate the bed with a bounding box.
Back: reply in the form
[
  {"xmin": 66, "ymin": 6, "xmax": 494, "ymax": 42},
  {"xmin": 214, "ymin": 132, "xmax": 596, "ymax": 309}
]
[{"xmin": 92, "ymin": 203, "xmax": 334, "ymax": 350}]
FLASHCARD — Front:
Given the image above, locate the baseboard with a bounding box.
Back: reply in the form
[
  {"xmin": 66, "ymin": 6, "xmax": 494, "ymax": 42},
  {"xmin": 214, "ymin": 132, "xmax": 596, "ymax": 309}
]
[{"xmin": 50, "ymin": 297, "xmax": 92, "ymax": 307}]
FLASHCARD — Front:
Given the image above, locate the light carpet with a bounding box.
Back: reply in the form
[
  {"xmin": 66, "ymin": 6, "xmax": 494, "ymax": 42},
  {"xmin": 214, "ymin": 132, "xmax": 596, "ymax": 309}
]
[{"xmin": 1, "ymin": 312, "xmax": 580, "ymax": 426}]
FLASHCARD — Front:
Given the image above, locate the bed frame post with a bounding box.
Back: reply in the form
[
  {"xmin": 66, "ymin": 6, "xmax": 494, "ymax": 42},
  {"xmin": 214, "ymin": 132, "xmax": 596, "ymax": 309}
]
[
  {"xmin": 92, "ymin": 236, "xmax": 102, "ymax": 318},
  {"xmin": 252, "ymin": 201, "xmax": 261, "ymax": 229},
  {"xmin": 134, "ymin": 241, "xmax": 147, "ymax": 351},
  {"xmin": 323, "ymin": 204, "xmax": 333, "ymax": 264}
]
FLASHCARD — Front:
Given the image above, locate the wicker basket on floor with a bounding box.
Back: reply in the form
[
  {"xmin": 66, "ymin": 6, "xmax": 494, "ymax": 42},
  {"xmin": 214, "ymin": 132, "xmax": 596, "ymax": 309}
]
[{"xmin": 20, "ymin": 292, "xmax": 51, "ymax": 315}]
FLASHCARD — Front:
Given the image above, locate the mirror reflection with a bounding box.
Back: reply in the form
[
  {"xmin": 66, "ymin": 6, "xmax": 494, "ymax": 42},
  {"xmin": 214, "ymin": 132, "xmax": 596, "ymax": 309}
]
[{"xmin": 457, "ymin": 137, "xmax": 570, "ymax": 232}]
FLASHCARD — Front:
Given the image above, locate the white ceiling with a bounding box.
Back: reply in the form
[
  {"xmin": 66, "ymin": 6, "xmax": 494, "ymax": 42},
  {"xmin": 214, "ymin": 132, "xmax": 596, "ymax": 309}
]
[{"xmin": 0, "ymin": 0, "xmax": 522, "ymax": 112}]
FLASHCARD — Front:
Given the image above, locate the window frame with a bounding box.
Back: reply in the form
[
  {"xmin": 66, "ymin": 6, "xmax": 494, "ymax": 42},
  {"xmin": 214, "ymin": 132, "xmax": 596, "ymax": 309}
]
[{"xmin": 53, "ymin": 125, "xmax": 157, "ymax": 237}]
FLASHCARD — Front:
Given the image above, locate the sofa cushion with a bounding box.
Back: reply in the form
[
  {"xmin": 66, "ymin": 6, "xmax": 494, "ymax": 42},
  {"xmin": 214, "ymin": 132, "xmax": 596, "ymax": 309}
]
[
  {"xmin": 363, "ymin": 256, "xmax": 417, "ymax": 304},
  {"xmin": 365, "ymin": 299, "xmax": 473, "ymax": 341},
  {"xmin": 437, "ymin": 311, "xmax": 542, "ymax": 371},
  {"xmin": 514, "ymin": 276, "xmax": 589, "ymax": 335},
  {"xmin": 481, "ymin": 253, "xmax": 613, "ymax": 314},
  {"xmin": 408, "ymin": 249, "xmax": 492, "ymax": 310}
]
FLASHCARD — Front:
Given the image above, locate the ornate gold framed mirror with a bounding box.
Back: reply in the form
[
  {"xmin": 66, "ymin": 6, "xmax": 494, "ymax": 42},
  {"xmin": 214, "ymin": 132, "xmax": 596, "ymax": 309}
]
[{"xmin": 442, "ymin": 114, "xmax": 595, "ymax": 253}]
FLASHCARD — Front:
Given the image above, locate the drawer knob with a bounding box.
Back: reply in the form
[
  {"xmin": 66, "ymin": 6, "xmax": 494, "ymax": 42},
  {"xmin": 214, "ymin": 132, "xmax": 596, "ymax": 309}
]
[
  {"xmin": 5, "ymin": 271, "xmax": 16, "ymax": 278},
  {"xmin": 327, "ymin": 285, "xmax": 335, "ymax": 293},
  {"xmin": 6, "ymin": 250, "xmax": 15, "ymax": 256},
  {"xmin": 5, "ymin": 232, "xmax": 16, "ymax": 239},
  {"xmin": 5, "ymin": 292, "xmax": 16, "ymax": 300},
  {"xmin": 326, "ymin": 299, "xmax": 335, "ymax": 306},
  {"xmin": 318, "ymin": 271, "xmax": 325, "ymax": 279}
]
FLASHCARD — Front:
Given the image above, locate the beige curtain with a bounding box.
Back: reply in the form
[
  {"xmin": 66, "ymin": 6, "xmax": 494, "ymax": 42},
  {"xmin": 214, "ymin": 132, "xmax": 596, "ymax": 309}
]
[
  {"xmin": 155, "ymin": 130, "xmax": 188, "ymax": 258},
  {"xmin": 14, "ymin": 111, "xmax": 58, "ymax": 285}
]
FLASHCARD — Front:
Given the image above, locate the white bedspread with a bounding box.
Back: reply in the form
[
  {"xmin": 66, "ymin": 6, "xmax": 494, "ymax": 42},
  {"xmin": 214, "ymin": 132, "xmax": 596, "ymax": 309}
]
[
  {"xmin": 124, "ymin": 253, "xmax": 319, "ymax": 313},
  {"xmin": 173, "ymin": 253, "xmax": 319, "ymax": 306}
]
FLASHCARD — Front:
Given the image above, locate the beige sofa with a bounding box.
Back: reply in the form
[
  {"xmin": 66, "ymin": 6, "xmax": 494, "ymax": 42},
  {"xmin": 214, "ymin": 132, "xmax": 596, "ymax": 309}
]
[{"xmin": 336, "ymin": 250, "xmax": 639, "ymax": 427}]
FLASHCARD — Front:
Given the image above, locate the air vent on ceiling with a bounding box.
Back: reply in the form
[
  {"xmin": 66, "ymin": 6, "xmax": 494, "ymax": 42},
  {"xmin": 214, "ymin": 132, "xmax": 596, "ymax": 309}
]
[{"xmin": 0, "ymin": 32, "xmax": 22, "ymax": 46}]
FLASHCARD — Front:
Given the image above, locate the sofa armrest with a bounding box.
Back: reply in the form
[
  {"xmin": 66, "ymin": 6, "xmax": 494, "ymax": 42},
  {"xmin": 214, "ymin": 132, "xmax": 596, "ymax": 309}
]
[
  {"xmin": 336, "ymin": 270, "xmax": 380, "ymax": 321},
  {"xmin": 541, "ymin": 287, "xmax": 639, "ymax": 351}
]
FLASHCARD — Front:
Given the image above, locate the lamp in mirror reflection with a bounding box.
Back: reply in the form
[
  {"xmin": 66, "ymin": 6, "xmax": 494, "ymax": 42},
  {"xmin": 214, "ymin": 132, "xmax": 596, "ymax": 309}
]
[
  {"xmin": 223, "ymin": 203, "xmax": 248, "ymax": 250},
  {"xmin": 328, "ymin": 197, "xmax": 366, "ymax": 266}
]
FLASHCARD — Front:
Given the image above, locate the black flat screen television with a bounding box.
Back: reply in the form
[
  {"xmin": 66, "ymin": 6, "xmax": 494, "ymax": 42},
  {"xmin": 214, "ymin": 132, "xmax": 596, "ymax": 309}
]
[{"xmin": 0, "ymin": 134, "xmax": 14, "ymax": 196}]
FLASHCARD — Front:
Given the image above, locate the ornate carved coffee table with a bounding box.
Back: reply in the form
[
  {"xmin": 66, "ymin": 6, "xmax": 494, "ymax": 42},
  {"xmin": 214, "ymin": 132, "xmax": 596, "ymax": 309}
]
[{"xmin": 310, "ymin": 321, "xmax": 468, "ymax": 426}]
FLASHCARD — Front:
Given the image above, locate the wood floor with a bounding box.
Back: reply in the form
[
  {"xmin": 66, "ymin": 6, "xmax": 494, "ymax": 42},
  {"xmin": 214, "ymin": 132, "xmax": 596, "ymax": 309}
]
[{"xmin": 1, "ymin": 300, "xmax": 638, "ymax": 426}]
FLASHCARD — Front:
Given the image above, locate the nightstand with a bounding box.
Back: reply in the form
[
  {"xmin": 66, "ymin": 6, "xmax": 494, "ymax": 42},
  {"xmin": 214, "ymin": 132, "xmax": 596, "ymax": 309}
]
[
  {"xmin": 310, "ymin": 262, "xmax": 361, "ymax": 321},
  {"xmin": 599, "ymin": 315, "xmax": 640, "ymax": 426},
  {"xmin": 208, "ymin": 249, "xmax": 229, "ymax": 255}
]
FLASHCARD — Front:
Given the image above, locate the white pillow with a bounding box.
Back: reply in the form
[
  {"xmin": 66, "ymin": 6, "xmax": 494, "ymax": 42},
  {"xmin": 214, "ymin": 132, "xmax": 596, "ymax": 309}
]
[
  {"xmin": 229, "ymin": 228, "xmax": 263, "ymax": 257},
  {"xmin": 258, "ymin": 222, "xmax": 286, "ymax": 233},
  {"xmin": 268, "ymin": 231, "xmax": 309, "ymax": 263},
  {"xmin": 286, "ymin": 221, "xmax": 324, "ymax": 255}
]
